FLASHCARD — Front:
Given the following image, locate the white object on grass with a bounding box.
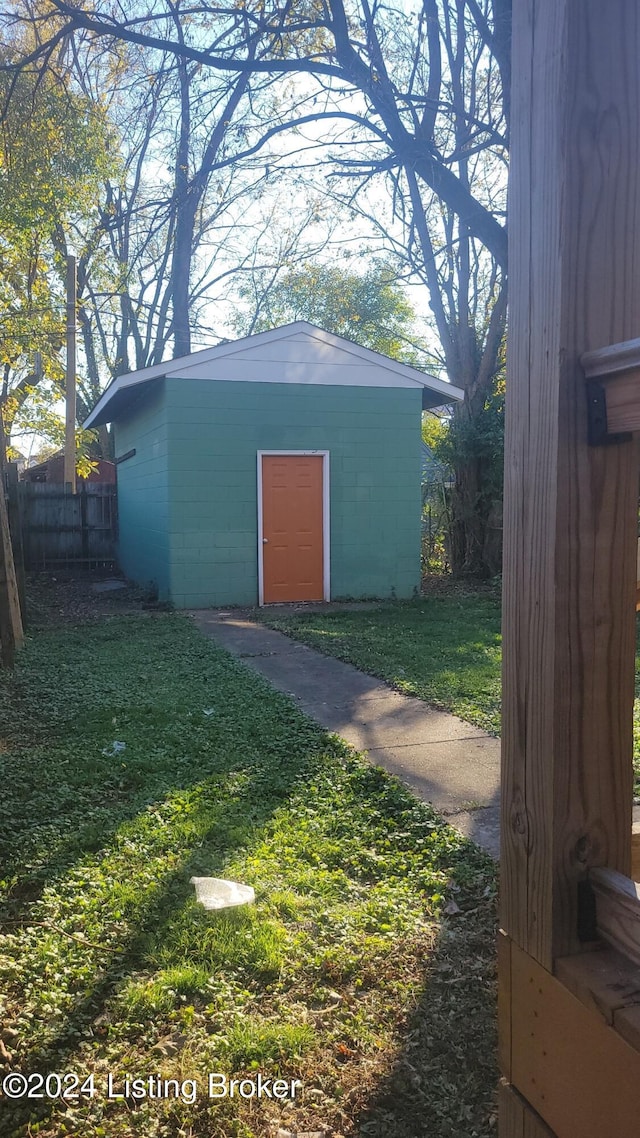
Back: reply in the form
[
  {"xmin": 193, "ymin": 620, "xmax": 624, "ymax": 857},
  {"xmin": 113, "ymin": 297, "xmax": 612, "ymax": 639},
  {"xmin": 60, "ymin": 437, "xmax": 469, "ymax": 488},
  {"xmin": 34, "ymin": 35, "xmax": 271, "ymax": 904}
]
[
  {"xmin": 102, "ymin": 741, "xmax": 126, "ymax": 756},
  {"xmin": 190, "ymin": 876, "xmax": 255, "ymax": 911}
]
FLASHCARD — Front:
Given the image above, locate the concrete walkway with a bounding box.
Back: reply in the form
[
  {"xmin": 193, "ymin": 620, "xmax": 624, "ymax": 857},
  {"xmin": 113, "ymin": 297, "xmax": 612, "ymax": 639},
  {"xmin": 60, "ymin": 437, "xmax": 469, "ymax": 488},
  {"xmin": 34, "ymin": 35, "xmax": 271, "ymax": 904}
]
[{"xmin": 191, "ymin": 609, "xmax": 501, "ymax": 857}]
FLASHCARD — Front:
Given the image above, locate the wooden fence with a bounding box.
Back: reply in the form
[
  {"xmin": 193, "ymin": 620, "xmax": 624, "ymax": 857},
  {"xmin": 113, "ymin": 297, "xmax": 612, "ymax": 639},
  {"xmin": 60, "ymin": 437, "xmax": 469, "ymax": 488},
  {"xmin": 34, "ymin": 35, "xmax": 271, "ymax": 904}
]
[{"xmin": 14, "ymin": 480, "xmax": 118, "ymax": 570}]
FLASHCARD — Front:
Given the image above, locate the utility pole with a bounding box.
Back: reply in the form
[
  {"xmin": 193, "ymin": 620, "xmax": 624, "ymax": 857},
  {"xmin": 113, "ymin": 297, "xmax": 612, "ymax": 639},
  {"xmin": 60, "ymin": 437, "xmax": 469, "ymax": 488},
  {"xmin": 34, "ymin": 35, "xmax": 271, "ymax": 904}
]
[
  {"xmin": 64, "ymin": 254, "xmax": 77, "ymax": 493},
  {"xmin": 0, "ymin": 402, "xmax": 23, "ymax": 667}
]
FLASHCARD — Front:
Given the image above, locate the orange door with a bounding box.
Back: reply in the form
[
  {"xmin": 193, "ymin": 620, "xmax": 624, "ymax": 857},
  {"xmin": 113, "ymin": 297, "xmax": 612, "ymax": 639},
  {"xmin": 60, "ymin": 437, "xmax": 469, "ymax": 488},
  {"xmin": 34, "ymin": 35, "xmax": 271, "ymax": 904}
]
[{"xmin": 261, "ymin": 455, "xmax": 324, "ymax": 603}]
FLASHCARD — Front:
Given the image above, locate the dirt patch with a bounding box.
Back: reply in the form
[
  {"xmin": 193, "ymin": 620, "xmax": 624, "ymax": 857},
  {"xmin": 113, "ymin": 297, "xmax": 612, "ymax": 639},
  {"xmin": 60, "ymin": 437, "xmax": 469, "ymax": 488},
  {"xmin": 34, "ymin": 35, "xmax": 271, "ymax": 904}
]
[{"xmin": 24, "ymin": 572, "xmax": 155, "ymax": 629}]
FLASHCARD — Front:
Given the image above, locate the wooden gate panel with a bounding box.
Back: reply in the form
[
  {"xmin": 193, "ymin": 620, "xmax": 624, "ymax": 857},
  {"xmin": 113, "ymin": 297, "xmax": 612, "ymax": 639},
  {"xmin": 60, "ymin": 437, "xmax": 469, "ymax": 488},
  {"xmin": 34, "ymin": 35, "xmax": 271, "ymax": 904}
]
[
  {"xmin": 509, "ymin": 941, "xmax": 640, "ymax": 1138},
  {"xmin": 18, "ymin": 482, "xmax": 117, "ymax": 569}
]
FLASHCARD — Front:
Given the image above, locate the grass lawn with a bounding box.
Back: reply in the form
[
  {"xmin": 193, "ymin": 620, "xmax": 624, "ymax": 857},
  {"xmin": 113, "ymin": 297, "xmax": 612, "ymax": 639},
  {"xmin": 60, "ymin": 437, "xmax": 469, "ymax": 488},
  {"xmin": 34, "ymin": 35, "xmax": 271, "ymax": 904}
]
[
  {"xmin": 262, "ymin": 589, "xmax": 502, "ymax": 737},
  {"xmin": 0, "ymin": 604, "xmax": 497, "ymax": 1138},
  {"xmin": 260, "ymin": 586, "xmax": 640, "ymax": 789}
]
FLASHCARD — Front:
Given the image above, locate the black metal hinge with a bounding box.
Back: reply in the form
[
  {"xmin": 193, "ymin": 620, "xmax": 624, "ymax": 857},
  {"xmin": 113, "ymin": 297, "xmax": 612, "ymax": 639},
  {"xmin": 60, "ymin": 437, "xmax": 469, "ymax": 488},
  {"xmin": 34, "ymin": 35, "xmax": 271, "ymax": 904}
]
[{"xmin": 586, "ymin": 382, "xmax": 632, "ymax": 446}]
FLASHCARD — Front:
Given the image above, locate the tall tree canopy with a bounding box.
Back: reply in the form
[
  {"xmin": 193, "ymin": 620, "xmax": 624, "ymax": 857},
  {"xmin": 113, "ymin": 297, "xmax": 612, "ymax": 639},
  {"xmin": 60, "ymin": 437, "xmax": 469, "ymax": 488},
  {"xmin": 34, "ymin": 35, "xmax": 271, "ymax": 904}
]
[
  {"xmin": 0, "ymin": 35, "xmax": 114, "ymax": 457},
  {"xmin": 235, "ymin": 261, "xmax": 433, "ymax": 368},
  {"xmin": 2, "ymin": 0, "xmax": 510, "ymax": 572},
  {"xmin": 13, "ymin": 0, "xmax": 508, "ymax": 265}
]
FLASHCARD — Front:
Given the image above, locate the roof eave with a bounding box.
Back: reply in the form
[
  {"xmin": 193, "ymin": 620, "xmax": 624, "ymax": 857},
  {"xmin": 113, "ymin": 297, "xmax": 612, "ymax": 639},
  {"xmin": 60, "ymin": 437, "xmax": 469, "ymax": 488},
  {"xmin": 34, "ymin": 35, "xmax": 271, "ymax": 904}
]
[
  {"xmin": 84, "ymin": 377, "xmax": 163, "ymax": 429},
  {"xmin": 422, "ymin": 384, "xmax": 464, "ymax": 409},
  {"xmin": 83, "ymin": 321, "xmax": 465, "ymax": 426}
]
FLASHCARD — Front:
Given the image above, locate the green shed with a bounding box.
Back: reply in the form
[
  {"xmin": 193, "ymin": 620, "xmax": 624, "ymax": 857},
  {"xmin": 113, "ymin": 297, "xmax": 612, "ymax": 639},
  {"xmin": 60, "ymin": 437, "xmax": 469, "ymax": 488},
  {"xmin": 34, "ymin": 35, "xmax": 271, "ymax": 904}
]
[{"xmin": 84, "ymin": 322, "xmax": 462, "ymax": 608}]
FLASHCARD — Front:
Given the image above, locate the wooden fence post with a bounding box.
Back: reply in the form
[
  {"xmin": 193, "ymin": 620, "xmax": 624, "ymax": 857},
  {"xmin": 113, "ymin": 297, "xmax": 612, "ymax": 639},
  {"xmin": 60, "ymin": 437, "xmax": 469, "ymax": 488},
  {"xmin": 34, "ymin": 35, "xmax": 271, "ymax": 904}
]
[
  {"xmin": 80, "ymin": 481, "xmax": 89, "ymax": 563},
  {"xmin": 0, "ymin": 409, "xmax": 23, "ymax": 666},
  {"xmin": 501, "ymin": 0, "xmax": 640, "ymax": 1133},
  {"xmin": 6, "ymin": 464, "xmax": 26, "ymax": 627},
  {"xmin": 503, "ymin": 0, "xmax": 640, "ymax": 966}
]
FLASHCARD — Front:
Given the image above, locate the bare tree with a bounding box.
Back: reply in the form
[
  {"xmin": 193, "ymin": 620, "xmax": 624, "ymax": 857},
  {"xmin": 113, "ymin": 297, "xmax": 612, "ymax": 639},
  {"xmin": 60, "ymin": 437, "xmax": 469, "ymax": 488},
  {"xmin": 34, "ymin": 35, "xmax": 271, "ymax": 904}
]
[
  {"xmin": 6, "ymin": 0, "xmax": 507, "ymax": 258},
  {"xmin": 64, "ymin": 32, "xmax": 277, "ymax": 377},
  {"xmin": 4, "ymin": 0, "xmax": 510, "ymax": 569}
]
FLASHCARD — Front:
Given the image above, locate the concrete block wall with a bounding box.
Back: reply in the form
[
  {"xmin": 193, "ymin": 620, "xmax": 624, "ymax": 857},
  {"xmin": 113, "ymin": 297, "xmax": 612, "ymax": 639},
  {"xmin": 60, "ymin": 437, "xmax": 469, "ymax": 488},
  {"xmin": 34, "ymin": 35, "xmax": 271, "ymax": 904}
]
[
  {"xmin": 164, "ymin": 378, "xmax": 422, "ymax": 608},
  {"xmin": 113, "ymin": 380, "xmax": 171, "ymax": 599}
]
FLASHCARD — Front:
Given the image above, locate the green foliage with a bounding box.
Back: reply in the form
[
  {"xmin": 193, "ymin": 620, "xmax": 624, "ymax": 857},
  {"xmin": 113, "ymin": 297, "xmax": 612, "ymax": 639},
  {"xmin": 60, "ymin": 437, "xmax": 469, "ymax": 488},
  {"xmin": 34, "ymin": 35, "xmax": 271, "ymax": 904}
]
[
  {"xmin": 223, "ymin": 1018, "xmax": 315, "ymax": 1067},
  {"xmin": 236, "ymin": 261, "xmax": 434, "ymax": 367},
  {"xmin": 6, "ymin": 389, "xmax": 99, "ymax": 477},
  {"xmin": 0, "ymin": 606, "xmax": 497, "ymax": 1137},
  {"xmin": 0, "ymin": 64, "xmax": 112, "ymax": 234},
  {"xmin": 427, "ymin": 379, "xmax": 505, "ymax": 504},
  {"xmin": 421, "ymin": 414, "xmax": 454, "ymax": 573},
  {"xmin": 422, "ymin": 413, "xmax": 450, "ymax": 454},
  {"xmin": 0, "ymin": 44, "xmax": 116, "ymax": 446},
  {"xmin": 421, "ymin": 485, "xmax": 451, "ymax": 575},
  {"xmin": 421, "ymin": 376, "xmax": 505, "ymax": 577}
]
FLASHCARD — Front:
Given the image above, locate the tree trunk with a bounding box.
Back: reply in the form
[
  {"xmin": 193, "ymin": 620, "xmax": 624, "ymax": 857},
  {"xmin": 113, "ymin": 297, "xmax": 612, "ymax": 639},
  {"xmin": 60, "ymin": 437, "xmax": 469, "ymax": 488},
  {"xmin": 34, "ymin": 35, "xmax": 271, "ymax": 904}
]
[
  {"xmin": 448, "ymin": 385, "xmax": 504, "ymax": 578},
  {"xmin": 450, "ymin": 457, "xmax": 487, "ymax": 576},
  {"xmin": 170, "ymin": 60, "xmax": 192, "ymax": 359}
]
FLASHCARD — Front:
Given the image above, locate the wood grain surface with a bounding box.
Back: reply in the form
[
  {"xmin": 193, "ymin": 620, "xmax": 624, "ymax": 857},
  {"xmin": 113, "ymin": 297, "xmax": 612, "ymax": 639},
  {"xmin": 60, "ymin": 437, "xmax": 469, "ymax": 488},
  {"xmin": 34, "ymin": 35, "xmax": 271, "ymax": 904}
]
[
  {"xmin": 502, "ymin": 0, "xmax": 640, "ymax": 967},
  {"xmin": 510, "ymin": 941, "xmax": 640, "ymax": 1137},
  {"xmin": 498, "ymin": 1080, "xmax": 554, "ymax": 1137}
]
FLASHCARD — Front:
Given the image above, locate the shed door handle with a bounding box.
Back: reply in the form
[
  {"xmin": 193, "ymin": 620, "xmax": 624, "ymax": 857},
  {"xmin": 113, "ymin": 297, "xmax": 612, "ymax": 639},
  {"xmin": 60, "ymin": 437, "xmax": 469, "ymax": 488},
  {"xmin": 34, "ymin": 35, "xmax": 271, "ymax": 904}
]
[{"xmin": 262, "ymin": 537, "xmax": 268, "ymax": 543}]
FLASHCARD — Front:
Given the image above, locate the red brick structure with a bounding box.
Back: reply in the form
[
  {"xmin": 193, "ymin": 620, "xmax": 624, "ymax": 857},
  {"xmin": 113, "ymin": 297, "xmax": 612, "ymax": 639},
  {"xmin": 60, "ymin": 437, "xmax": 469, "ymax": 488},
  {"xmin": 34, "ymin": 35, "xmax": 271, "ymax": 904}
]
[{"xmin": 22, "ymin": 452, "xmax": 116, "ymax": 484}]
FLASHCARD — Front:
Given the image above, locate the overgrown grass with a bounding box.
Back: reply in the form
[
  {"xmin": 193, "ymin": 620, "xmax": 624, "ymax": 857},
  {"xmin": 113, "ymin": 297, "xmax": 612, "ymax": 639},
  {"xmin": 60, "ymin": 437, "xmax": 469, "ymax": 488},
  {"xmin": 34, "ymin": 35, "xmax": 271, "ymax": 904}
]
[
  {"xmin": 260, "ymin": 590, "xmax": 640, "ymax": 791},
  {"xmin": 0, "ymin": 611, "xmax": 497, "ymax": 1137}
]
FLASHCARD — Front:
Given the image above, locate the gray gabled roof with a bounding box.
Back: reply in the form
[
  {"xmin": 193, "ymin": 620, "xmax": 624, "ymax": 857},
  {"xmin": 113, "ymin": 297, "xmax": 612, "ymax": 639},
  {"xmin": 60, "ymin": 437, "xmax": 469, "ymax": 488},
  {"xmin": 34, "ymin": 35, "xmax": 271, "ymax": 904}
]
[{"xmin": 84, "ymin": 321, "xmax": 464, "ymax": 428}]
